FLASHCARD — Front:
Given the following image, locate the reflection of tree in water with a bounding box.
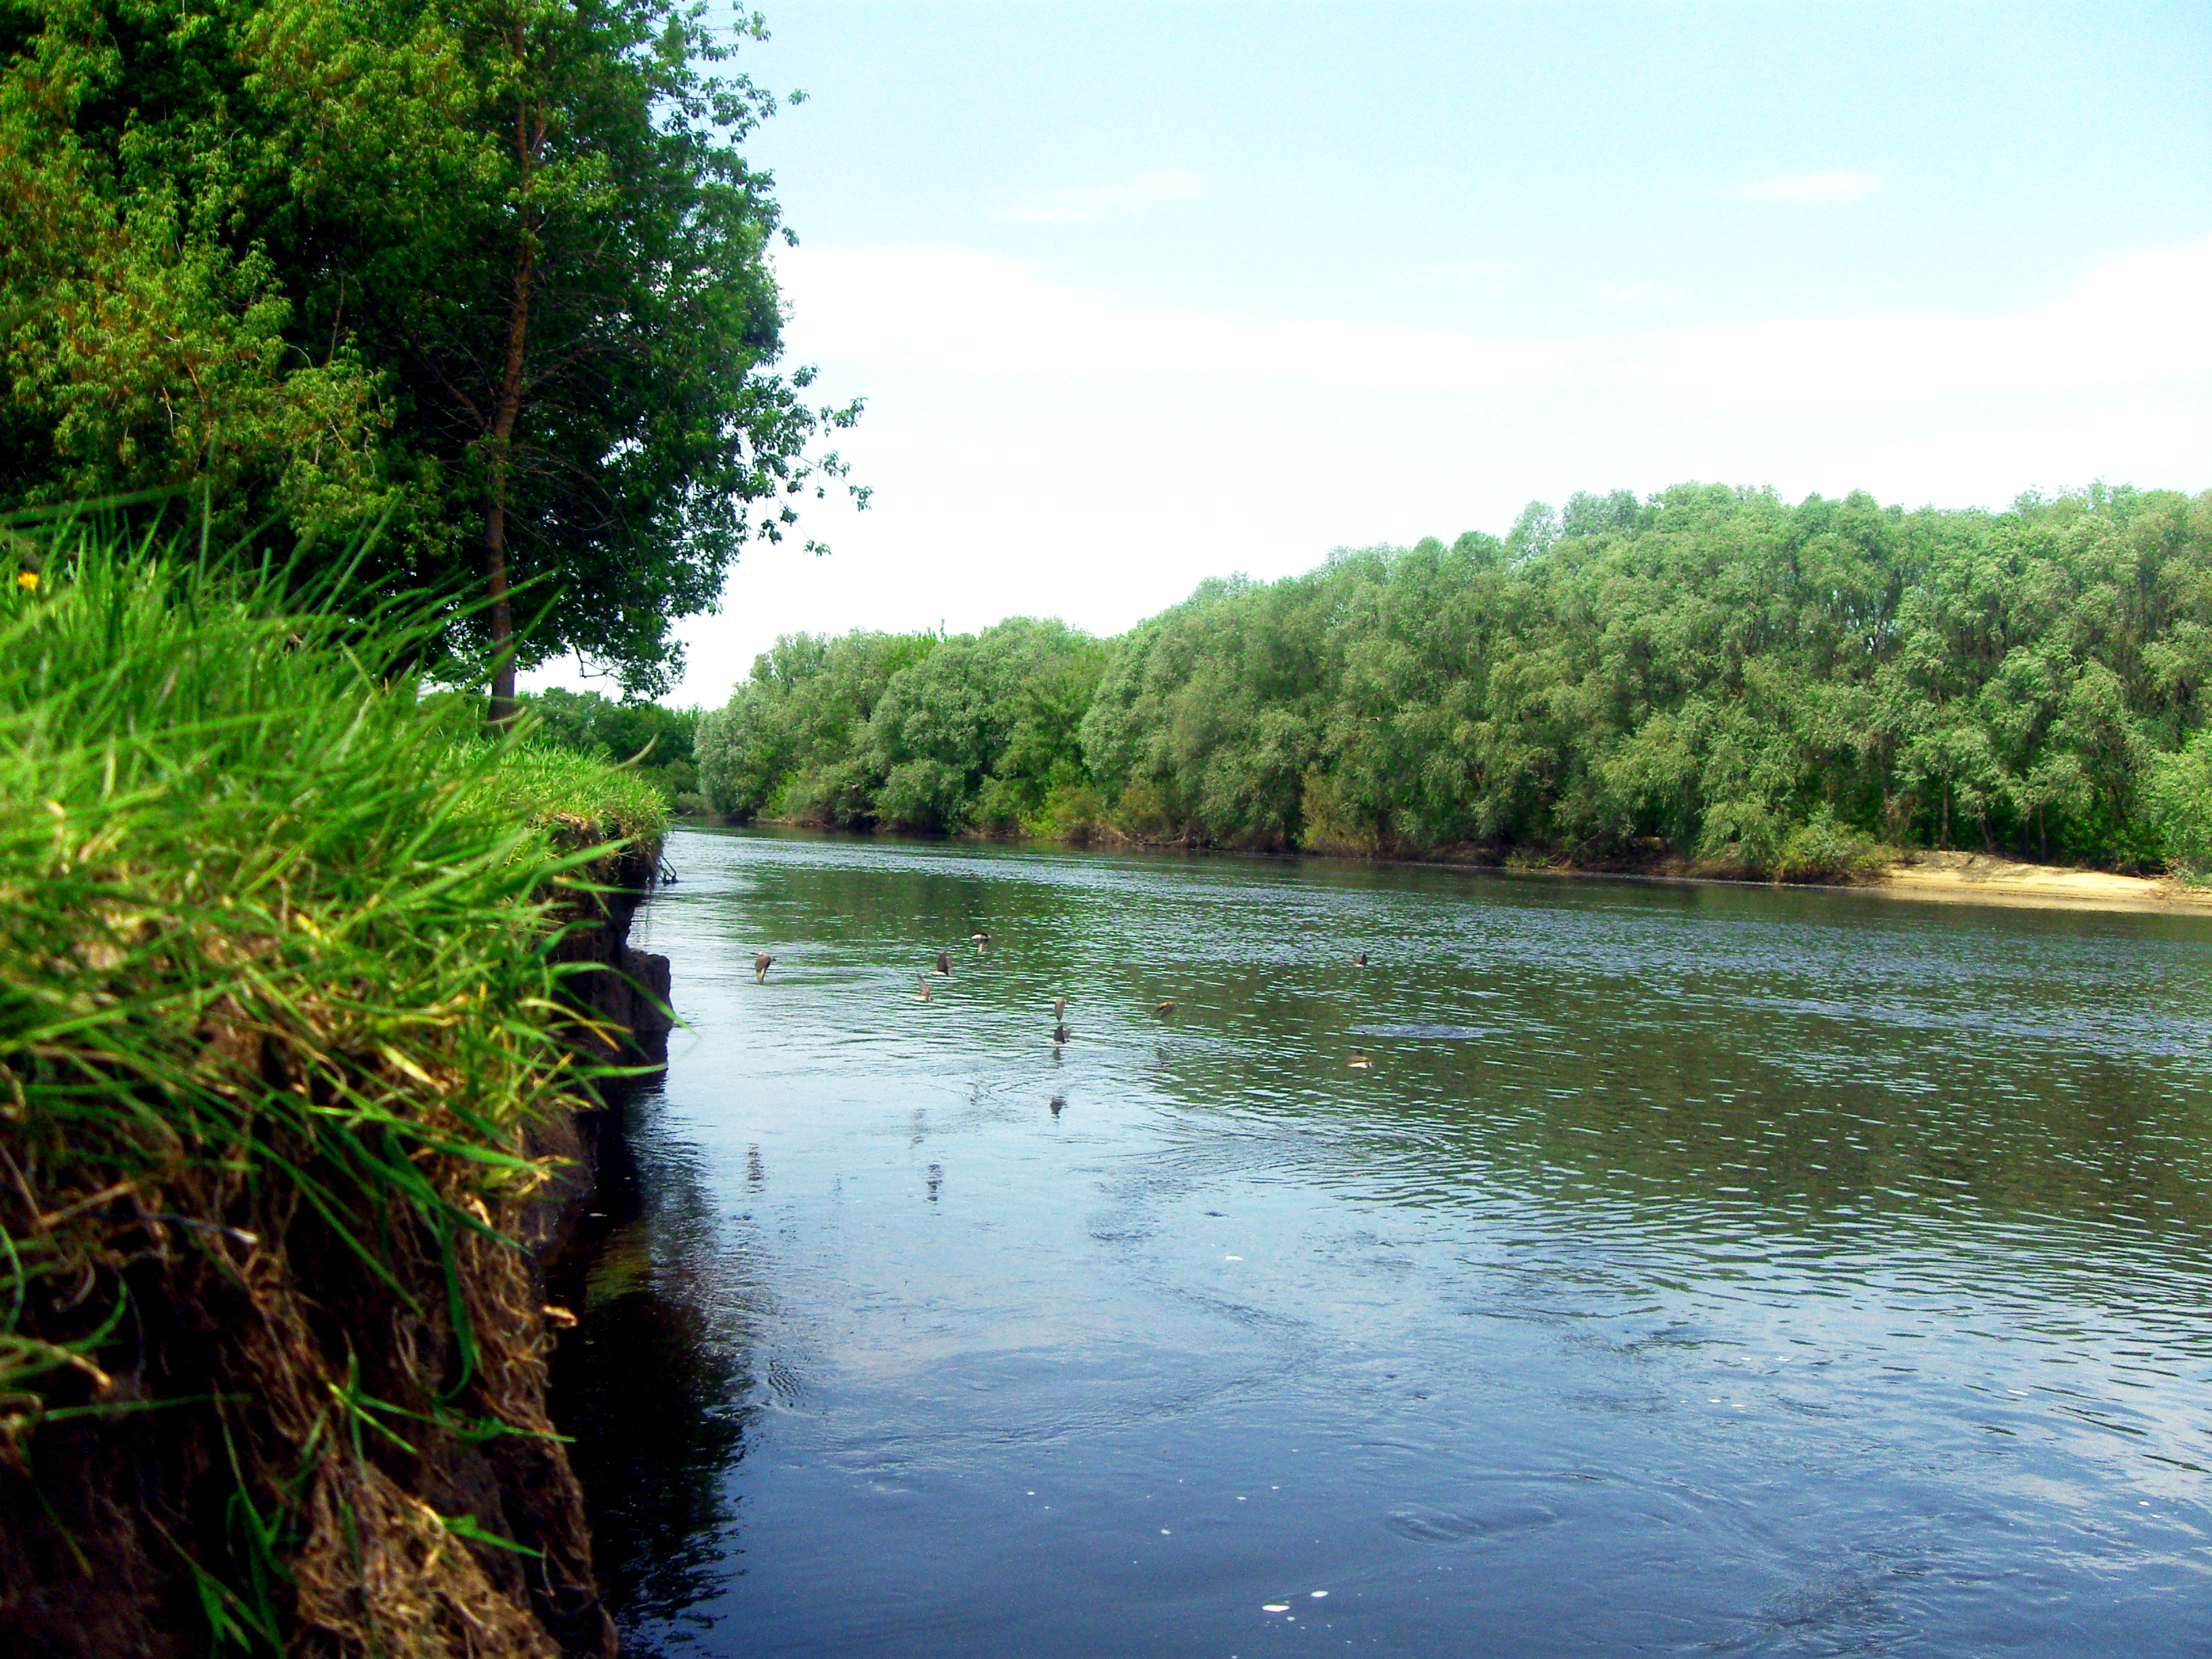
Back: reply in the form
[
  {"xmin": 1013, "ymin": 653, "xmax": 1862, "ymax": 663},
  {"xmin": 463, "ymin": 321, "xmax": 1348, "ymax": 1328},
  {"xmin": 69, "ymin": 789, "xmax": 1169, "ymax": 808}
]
[{"xmin": 548, "ymin": 1094, "xmax": 762, "ymax": 1650}]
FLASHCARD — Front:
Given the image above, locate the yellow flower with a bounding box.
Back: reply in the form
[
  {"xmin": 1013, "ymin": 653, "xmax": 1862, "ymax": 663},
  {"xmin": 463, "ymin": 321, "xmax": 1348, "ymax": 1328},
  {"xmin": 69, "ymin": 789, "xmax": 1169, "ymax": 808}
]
[{"xmin": 15, "ymin": 570, "xmax": 36, "ymax": 592}]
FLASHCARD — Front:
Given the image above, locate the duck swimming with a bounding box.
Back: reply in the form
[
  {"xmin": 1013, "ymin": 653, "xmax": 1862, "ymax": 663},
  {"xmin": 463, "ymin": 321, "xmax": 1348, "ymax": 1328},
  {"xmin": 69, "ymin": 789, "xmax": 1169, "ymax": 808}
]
[{"xmin": 754, "ymin": 951, "xmax": 775, "ymax": 983}]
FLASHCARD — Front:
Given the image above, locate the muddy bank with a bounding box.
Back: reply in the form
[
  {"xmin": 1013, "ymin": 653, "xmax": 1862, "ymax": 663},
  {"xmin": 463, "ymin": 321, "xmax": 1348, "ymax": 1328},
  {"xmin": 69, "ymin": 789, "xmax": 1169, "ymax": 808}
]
[
  {"xmin": 1454, "ymin": 848, "xmax": 2212, "ymax": 916},
  {"xmin": 1327, "ymin": 844, "xmax": 2212, "ymax": 924},
  {"xmin": 0, "ymin": 859, "xmax": 670, "ymax": 1659},
  {"xmin": 1362, "ymin": 844, "xmax": 2212, "ymax": 916},
  {"xmin": 1341, "ymin": 844, "xmax": 2212, "ymax": 917},
  {"xmin": 718, "ymin": 817, "xmax": 2212, "ymax": 919},
  {"xmin": 518, "ymin": 846, "xmax": 676, "ymax": 1262}
]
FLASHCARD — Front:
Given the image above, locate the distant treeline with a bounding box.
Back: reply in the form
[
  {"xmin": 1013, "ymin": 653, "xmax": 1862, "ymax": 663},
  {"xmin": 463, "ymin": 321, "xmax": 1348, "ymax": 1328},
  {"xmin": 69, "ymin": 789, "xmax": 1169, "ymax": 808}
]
[{"xmin": 696, "ymin": 483, "xmax": 2212, "ymax": 877}]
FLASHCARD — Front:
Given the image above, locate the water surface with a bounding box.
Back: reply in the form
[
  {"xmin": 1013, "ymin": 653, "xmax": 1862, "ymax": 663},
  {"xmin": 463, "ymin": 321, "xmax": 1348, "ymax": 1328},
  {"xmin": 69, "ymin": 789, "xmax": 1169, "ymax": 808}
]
[{"xmin": 550, "ymin": 827, "xmax": 2212, "ymax": 1657}]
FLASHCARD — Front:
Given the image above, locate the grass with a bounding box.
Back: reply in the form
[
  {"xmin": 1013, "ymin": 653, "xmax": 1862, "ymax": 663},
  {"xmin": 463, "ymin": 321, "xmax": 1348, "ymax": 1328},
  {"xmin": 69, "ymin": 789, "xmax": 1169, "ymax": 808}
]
[
  {"xmin": 461, "ymin": 739, "xmax": 670, "ymax": 855},
  {"xmin": 0, "ymin": 517, "xmax": 664, "ymax": 1654}
]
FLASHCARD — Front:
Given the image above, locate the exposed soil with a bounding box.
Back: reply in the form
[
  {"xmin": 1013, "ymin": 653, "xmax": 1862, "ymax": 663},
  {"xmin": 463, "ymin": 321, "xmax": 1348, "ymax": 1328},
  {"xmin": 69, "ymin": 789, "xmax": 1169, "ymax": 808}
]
[
  {"xmin": 1872, "ymin": 849, "xmax": 2212, "ymax": 915},
  {"xmin": 0, "ymin": 855, "xmax": 671, "ymax": 1659}
]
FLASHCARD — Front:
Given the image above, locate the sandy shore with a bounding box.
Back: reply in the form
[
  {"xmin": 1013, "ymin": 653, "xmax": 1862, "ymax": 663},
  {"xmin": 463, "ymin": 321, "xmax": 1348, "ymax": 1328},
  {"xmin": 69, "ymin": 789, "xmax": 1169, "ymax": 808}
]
[{"xmin": 1873, "ymin": 851, "xmax": 2212, "ymax": 915}]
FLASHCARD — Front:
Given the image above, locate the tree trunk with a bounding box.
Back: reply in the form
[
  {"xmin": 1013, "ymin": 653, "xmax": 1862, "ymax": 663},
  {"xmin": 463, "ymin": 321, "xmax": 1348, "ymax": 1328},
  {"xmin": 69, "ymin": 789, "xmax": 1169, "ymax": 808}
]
[
  {"xmin": 483, "ymin": 231, "xmax": 535, "ymax": 726},
  {"xmin": 485, "ymin": 47, "xmax": 540, "ymax": 727},
  {"xmin": 1940, "ymin": 780, "xmax": 1950, "ymax": 850},
  {"xmin": 485, "ymin": 489, "xmax": 516, "ymax": 724}
]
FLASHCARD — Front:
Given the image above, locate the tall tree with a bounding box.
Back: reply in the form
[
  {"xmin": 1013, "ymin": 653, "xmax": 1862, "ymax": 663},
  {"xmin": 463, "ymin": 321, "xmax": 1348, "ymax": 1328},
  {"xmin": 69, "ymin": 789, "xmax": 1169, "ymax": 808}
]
[{"xmin": 0, "ymin": 0, "xmax": 861, "ymax": 707}]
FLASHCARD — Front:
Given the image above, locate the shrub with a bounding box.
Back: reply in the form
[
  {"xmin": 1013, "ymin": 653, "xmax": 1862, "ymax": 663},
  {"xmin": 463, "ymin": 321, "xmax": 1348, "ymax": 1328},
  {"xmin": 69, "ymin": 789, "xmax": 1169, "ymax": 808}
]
[
  {"xmin": 1695, "ymin": 799, "xmax": 1788, "ymax": 878},
  {"xmin": 1774, "ymin": 807, "xmax": 1891, "ymax": 884}
]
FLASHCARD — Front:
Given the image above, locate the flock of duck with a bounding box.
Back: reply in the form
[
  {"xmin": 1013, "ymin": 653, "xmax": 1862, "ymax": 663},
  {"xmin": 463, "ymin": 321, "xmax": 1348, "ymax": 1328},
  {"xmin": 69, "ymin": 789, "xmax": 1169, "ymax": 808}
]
[{"xmin": 748, "ymin": 937, "xmax": 1380, "ymax": 1067}]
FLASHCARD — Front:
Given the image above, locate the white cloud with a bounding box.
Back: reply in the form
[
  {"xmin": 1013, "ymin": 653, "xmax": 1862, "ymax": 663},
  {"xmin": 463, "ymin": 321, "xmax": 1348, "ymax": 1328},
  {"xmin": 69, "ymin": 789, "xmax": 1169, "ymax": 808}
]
[
  {"xmin": 1846, "ymin": 396, "xmax": 2208, "ymax": 509},
  {"xmin": 988, "ymin": 168, "xmax": 1208, "ymax": 224},
  {"xmin": 775, "ymin": 245, "xmax": 1565, "ymax": 390},
  {"xmin": 1593, "ymin": 281, "xmax": 1677, "ymax": 305},
  {"xmin": 529, "ymin": 232, "xmax": 2212, "ymax": 705},
  {"xmin": 778, "ymin": 232, "xmax": 2212, "ymax": 410},
  {"xmin": 1644, "ymin": 233, "xmax": 2212, "ymax": 409},
  {"xmin": 1388, "ymin": 255, "xmax": 1526, "ymax": 289},
  {"xmin": 1717, "ymin": 170, "xmax": 1885, "ymax": 203}
]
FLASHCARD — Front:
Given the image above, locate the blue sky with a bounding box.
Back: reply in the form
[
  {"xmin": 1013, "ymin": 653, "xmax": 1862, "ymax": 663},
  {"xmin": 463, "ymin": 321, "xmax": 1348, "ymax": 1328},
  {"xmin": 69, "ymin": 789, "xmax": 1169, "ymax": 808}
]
[{"xmin": 527, "ymin": 1, "xmax": 2212, "ymax": 705}]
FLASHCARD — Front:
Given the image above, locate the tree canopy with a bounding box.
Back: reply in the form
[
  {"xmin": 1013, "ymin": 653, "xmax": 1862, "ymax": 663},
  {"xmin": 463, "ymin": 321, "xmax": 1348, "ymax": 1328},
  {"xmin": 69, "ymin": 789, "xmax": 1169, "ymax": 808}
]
[
  {"xmin": 0, "ymin": 0, "xmax": 861, "ymax": 702},
  {"xmin": 699, "ymin": 483, "xmax": 2212, "ymax": 877}
]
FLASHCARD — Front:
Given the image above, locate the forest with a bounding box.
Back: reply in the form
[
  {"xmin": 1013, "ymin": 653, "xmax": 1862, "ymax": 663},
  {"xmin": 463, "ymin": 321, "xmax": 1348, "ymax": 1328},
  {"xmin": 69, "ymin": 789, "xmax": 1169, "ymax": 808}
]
[{"xmin": 697, "ymin": 483, "xmax": 2212, "ymax": 878}]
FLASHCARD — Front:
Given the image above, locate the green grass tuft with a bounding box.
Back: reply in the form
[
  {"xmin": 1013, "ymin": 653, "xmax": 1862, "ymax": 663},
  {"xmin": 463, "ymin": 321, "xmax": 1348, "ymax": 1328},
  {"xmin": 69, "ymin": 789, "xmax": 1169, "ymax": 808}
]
[
  {"xmin": 459, "ymin": 738, "xmax": 670, "ymax": 856},
  {"xmin": 0, "ymin": 516, "xmax": 661, "ymax": 1650}
]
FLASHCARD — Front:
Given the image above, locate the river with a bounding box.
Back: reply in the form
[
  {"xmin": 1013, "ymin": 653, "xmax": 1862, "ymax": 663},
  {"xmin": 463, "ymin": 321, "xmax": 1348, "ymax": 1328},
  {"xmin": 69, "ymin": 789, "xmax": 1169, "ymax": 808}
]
[{"xmin": 548, "ymin": 826, "xmax": 2212, "ymax": 1657}]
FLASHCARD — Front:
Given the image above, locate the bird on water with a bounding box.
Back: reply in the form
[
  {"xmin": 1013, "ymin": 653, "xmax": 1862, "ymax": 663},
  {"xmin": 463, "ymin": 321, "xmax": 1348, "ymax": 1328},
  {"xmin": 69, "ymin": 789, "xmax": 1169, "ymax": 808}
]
[
  {"xmin": 1053, "ymin": 1024, "xmax": 1072, "ymax": 1044},
  {"xmin": 935, "ymin": 950, "xmax": 954, "ymax": 976},
  {"xmin": 1349, "ymin": 1052, "xmax": 1374, "ymax": 1069},
  {"xmin": 972, "ymin": 930, "xmax": 991, "ymax": 951},
  {"xmin": 1052, "ymin": 996, "xmax": 1067, "ymax": 1019},
  {"xmin": 754, "ymin": 951, "xmax": 775, "ymax": 983},
  {"xmin": 914, "ymin": 974, "xmax": 933, "ymax": 1002},
  {"xmin": 1355, "ymin": 951, "xmax": 1368, "ymax": 967},
  {"xmin": 1155, "ymin": 999, "xmax": 1177, "ymax": 1016}
]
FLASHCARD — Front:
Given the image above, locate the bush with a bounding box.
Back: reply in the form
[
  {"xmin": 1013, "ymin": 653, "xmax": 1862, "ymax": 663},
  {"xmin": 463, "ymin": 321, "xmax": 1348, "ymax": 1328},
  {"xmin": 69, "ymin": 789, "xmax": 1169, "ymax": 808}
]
[
  {"xmin": 1774, "ymin": 807, "xmax": 1891, "ymax": 884},
  {"xmin": 1695, "ymin": 799, "xmax": 1788, "ymax": 877}
]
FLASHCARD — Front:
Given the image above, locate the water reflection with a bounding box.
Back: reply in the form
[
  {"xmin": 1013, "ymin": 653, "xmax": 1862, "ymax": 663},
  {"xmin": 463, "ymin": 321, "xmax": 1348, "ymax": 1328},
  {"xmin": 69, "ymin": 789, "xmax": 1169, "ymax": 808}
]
[
  {"xmin": 558, "ymin": 828, "xmax": 2212, "ymax": 1658},
  {"xmin": 546, "ymin": 1093, "xmax": 762, "ymax": 1652}
]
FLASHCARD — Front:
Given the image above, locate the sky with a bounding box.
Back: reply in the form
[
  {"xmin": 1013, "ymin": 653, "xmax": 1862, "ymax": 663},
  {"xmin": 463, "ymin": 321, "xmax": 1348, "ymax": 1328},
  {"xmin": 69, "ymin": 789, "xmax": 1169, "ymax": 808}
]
[{"xmin": 521, "ymin": 1, "xmax": 2212, "ymax": 708}]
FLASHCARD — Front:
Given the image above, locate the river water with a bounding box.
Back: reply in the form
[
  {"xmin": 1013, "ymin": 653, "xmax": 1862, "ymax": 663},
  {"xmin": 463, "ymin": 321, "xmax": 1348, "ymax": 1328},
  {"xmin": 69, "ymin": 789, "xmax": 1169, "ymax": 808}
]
[{"xmin": 548, "ymin": 826, "xmax": 2212, "ymax": 1658}]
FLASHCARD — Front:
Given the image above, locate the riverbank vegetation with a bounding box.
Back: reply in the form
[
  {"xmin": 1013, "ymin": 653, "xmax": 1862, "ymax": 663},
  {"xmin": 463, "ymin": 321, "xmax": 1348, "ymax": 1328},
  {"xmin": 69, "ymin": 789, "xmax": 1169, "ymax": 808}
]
[
  {"xmin": 2, "ymin": 0, "xmax": 827, "ymax": 1643},
  {"xmin": 0, "ymin": 520, "xmax": 665, "ymax": 1652},
  {"xmin": 699, "ymin": 484, "xmax": 2212, "ymax": 878},
  {"xmin": 516, "ymin": 689, "xmax": 703, "ymax": 815}
]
